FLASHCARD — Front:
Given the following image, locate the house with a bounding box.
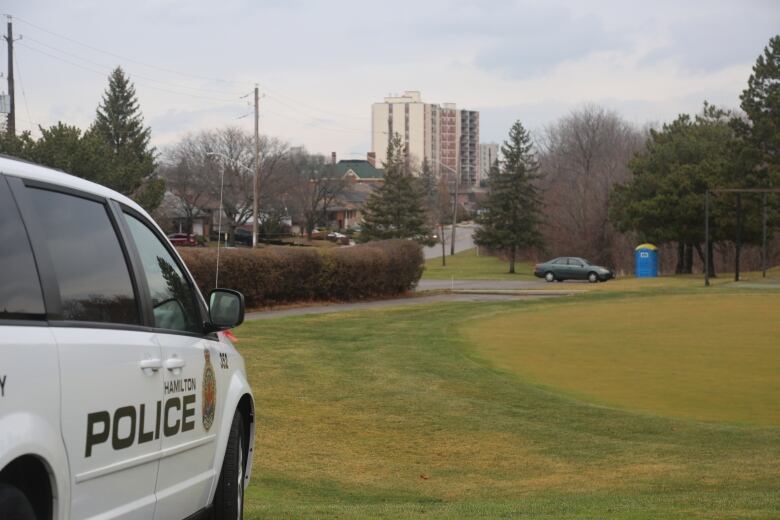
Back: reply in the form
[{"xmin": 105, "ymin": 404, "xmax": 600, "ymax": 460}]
[
  {"xmin": 158, "ymin": 191, "xmax": 216, "ymax": 237},
  {"xmin": 322, "ymin": 158, "xmax": 385, "ymax": 230},
  {"xmin": 333, "ymin": 159, "xmax": 384, "ymax": 183},
  {"xmin": 326, "ymin": 182, "xmax": 378, "ymax": 230}
]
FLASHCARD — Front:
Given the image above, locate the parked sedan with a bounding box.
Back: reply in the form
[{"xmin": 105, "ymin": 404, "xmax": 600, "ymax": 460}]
[
  {"xmin": 534, "ymin": 257, "xmax": 614, "ymax": 283},
  {"xmin": 167, "ymin": 232, "xmax": 197, "ymax": 246}
]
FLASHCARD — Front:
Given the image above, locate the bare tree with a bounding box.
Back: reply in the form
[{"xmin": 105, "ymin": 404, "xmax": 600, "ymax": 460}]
[
  {"xmin": 160, "ymin": 127, "xmax": 290, "ymax": 243},
  {"xmin": 284, "ymin": 151, "xmax": 346, "ymax": 239},
  {"xmin": 539, "ymin": 105, "xmax": 644, "ymax": 267},
  {"xmin": 159, "ymin": 133, "xmax": 217, "ymax": 233}
]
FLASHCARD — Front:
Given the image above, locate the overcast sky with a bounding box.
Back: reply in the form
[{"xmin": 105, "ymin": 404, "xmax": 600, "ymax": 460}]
[{"xmin": 3, "ymin": 0, "xmax": 779, "ymax": 158}]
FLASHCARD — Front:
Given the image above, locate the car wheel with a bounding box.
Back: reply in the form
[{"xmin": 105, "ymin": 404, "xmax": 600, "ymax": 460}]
[
  {"xmin": 544, "ymin": 272, "xmax": 555, "ymax": 283},
  {"xmin": 588, "ymin": 272, "xmax": 598, "ymax": 283},
  {"xmin": 213, "ymin": 413, "xmax": 245, "ymax": 520},
  {"xmin": 0, "ymin": 483, "xmax": 36, "ymax": 520}
]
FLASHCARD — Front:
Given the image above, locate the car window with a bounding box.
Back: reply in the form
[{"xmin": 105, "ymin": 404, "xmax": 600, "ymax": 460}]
[
  {"xmin": 0, "ymin": 177, "xmax": 45, "ymax": 319},
  {"xmin": 26, "ymin": 187, "xmax": 139, "ymax": 324},
  {"xmin": 123, "ymin": 213, "xmax": 202, "ymax": 334}
]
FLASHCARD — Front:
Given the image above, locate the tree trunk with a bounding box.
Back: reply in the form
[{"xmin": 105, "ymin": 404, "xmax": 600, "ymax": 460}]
[
  {"xmin": 684, "ymin": 242, "xmax": 694, "ymax": 274},
  {"xmin": 509, "ymin": 246, "xmax": 516, "ymax": 274},
  {"xmin": 707, "ymin": 240, "xmax": 717, "ymax": 278},
  {"xmin": 440, "ymin": 223, "xmax": 446, "ymax": 266},
  {"xmin": 694, "ymin": 242, "xmax": 705, "ymax": 271},
  {"xmin": 735, "ymin": 194, "xmax": 742, "ymax": 282},
  {"xmin": 675, "ymin": 242, "xmax": 685, "ymax": 274}
]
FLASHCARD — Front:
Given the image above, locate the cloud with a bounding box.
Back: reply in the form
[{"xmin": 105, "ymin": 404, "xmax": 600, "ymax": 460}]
[
  {"xmin": 638, "ymin": 3, "xmax": 780, "ymax": 72},
  {"xmin": 472, "ymin": 7, "xmax": 628, "ymax": 78}
]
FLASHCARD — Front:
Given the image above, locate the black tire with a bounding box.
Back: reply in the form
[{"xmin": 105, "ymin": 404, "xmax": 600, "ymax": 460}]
[
  {"xmin": 212, "ymin": 413, "xmax": 245, "ymax": 520},
  {"xmin": 544, "ymin": 272, "xmax": 555, "ymax": 283},
  {"xmin": 0, "ymin": 483, "xmax": 36, "ymax": 520},
  {"xmin": 588, "ymin": 272, "xmax": 598, "ymax": 283}
]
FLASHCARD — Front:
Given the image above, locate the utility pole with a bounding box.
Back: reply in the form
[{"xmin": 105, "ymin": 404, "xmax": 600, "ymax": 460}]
[
  {"xmin": 762, "ymin": 192, "xmax": 768, "ymax": 278},
  {"xmin": 734, "ymin": 193, "xmax": 742, "ymax": 282},
  {"xmin": 4, "ymin": 17, "xmax": 15, "ymax": 136},
  {"xmin": 704, "ymin": 190, "xmax": 710, "ymax": 287},
  {"xmin": 253, "ymin": 85, "xmax": 260, "ymax": 248},
  {"xmin": 450, "ymin": 168, "xmax": 459, "ymax": 256}
]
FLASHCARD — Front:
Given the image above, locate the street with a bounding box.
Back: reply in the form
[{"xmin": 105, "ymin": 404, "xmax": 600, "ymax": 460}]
[{"xmin": 423, "ymin": 222, "xmax": 477, "ymax": 260}]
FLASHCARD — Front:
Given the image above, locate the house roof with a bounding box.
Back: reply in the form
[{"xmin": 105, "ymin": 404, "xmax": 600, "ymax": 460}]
[{"xmin": 334, "ymin": 159, "xmax": 384, "ymax": 180}]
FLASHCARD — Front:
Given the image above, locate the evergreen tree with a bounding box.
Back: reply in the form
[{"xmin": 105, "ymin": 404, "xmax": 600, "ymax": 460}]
[
  {"xmin": 359, "ymin": 134, "xmax": 432, "ymax": 244},
  {"xmin": 91, "ymin": 67, "xmax": 163, "ymax": 210},
  {"xmin": 474, "ymin": 121, "xmax": 544, "ymax": 273},
  {"xmin": 610, "ymin": 105, "xmax": 763, "ymax": 277},
  {"xmin": 738, "ymin": 35, "xmax": 780, "ymax": 179}
]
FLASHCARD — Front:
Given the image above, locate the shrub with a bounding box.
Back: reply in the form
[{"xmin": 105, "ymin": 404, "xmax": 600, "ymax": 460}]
[{"xmin": 178, "ymin": 239, "xmax": 423, "ymax": 308}]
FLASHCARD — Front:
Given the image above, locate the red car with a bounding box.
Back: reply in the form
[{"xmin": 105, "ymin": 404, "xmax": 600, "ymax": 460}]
[{"xmin": 167, "ymin": 232, "xmax": 197, "ymax": 246}]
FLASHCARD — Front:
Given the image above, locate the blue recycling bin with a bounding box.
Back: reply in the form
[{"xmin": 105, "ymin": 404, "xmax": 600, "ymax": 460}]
[{"xmin": 635, "ymin": 244, "xmax": 658, "ymax": 278}]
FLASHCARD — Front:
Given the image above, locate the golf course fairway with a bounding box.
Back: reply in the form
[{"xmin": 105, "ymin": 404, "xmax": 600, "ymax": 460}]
[{"xmin": 461, "ymin": 292, "xmax": 780, "ymax": 425}]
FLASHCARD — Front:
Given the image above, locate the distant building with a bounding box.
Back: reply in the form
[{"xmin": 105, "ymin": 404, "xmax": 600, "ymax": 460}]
[
  {"xmin": 459, "ymin": 110, "xmax": 479, "ymax": 186},
  {"xmin": 333, "ymin": 159, "xmax": 384, "ymax": 183},
  {"xmin": 371, "ymin": 91, "xmax": 480, "ymax": 185},
  {"xmin": 479, "ymin": 143, "xmax": 499, "ymax": 183},
  {"xmin": 326, "ymin": 158, "xmax": 384, "ymax": 230}
]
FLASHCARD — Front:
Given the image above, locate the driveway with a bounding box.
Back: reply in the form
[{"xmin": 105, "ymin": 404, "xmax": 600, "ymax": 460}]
[{"xmin": 416, "ymin": 279, "xmax": 548, "ymax": 291}]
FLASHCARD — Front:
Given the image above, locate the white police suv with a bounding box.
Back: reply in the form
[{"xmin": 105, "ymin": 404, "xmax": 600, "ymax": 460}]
[{"xmin": 0, "ymin": 156, "xmax": 255, "ymax": 519}]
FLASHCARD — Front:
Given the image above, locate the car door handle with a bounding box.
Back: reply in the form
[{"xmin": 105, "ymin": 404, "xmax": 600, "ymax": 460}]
[
  {"xmin": 164, "ymin": 357, "xmax": 186, "ymax": 370},
  {"xmin": 139, "ymin": 358, "xmax": 162, "ymax": 371}
]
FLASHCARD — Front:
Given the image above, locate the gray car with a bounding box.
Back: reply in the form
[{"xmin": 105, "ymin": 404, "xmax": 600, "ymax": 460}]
[{"xmin": 534, "ymin": 257, "xmax": 614, "ymax": 283}]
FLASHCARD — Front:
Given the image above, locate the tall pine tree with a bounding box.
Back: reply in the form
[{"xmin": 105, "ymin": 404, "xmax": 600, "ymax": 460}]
[
  {"xmin": 474, "ymin": 121, "xmax": 544, "ymax": 273},
  {"xmin": 91, "ymin": 67, "xmax": 163, "ymax": 210},
  {"xmin": 359, "ymin": 134, "xmax": 432, "ymax": 244},
  {"xmin": 738, "ymin": 35, "xmax": 780, "ymax": 181}
]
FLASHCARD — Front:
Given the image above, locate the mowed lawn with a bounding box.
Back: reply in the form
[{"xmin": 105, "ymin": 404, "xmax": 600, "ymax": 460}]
[
  {"xmin": 235, "ymin": 286, "xmax": 780, "ymax": 519},
  {"xmin": 462, "ymin": 293, "xmax": 780, "ymax": 425},
  {"xmin": 423, "ymin": 247, "xmax": 535, "ymax": 280}
]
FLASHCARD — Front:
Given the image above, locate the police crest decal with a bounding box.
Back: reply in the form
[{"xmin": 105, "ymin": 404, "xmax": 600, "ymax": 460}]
[{"xmin": 202, "ymin": 349, "xmax": 217, "ymax": 431}]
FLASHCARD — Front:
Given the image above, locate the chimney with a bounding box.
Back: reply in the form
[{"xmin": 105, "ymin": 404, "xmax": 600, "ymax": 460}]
[
  {"xmin": 367, "ymin": 152, "xmax": 376, "ymax": 167},
  {"xmin": 331, "ymin": 152, "xmax": 337, "ymax": 165}
]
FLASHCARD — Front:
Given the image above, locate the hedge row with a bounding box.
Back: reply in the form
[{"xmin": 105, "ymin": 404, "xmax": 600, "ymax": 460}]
[{"xmin": 178, "ymin": 239, "xmax": 424, "ymax": 308}]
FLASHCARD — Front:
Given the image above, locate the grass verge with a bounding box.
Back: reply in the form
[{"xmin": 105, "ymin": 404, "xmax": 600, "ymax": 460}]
[{"xmin": 423, "ymin": 248, "xmax": 534, "ymax": 280}]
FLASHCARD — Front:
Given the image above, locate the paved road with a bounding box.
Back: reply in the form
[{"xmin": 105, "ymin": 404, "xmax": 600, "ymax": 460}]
[
  {"xmin": 423, "ymin": 223, "xmax": 476, "ymax": 260},
  {"xmin": 244, "ymin": 292, "xmax": 562, "ymax": 321},
  {"xmin": 416, "ymin": 279, "xmax": 548, "ymax": 291}
]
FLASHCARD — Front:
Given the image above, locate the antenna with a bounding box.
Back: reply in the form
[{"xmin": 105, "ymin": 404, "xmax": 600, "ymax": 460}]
[{"xmin": 206, "ymin": 152, "xmax": 225, "ymax": 288}]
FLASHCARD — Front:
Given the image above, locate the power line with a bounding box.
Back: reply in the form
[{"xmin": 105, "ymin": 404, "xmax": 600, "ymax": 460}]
[
  {"xmin": 8, "ymin": 14, "xmax": 368, "ymax": 125},
  {"xmin": 261, "ymin": 106, "xmax": 366, "ymax": 135},
  {"xmin": 22, "ymin": 35, "xmax": 246, "ymax": 98},
  {"xmin": 9, "ymin": 14, "xmax": 249, "ymax": 88},
  {"xmin": 263, "ymin": 88, "xmax": 367, "ymax": 122},
  {"xmin": 12, "ymin": 45, "xmax": 33, "ymax": 130},
  {"xmin": 6, "ymin": 13, "xmax": 374, "ymax": 140},
  {"xmin": 264, "ymin": 93, "xmax": 366, "ymax": 133},
  {"xmin": 17, "ymin": 41, "xmax": 245, "ymax": 105}
]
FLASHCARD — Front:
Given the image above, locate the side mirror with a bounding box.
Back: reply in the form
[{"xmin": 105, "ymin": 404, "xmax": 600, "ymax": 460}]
[{"xmin": 207, "ymin": 289, "xmax": 245, "ymax": 332}]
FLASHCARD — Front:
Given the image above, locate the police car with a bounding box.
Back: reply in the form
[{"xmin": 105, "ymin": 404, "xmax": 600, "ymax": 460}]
[{"xmin": 0, "ymin": 156, "xmax": 255, "ymax": 519}]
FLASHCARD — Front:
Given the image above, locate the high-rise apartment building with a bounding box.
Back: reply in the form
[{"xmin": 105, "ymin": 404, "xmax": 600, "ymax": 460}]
[
  {"xmin": 371, "ymin": 91, "xmax": 437, "ymax": 174},
  {"xmin": 371, "ymin": 91, "xmax": 480, "ymax": 185},
  {"xmin": 460, "ymin": 110, "xmax": 479, "ymax": 186},
  {"xmin": 439, "ymin": 103, "xmax": 459, "ymax": 178},
  {"xmin": 479, "ymin": 143, "xmax": 499, "ymax": 183}
]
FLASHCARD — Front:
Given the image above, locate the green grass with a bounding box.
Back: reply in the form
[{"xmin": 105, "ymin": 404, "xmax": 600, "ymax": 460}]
[
  {"xmin": 235, "ymin": 283, "xmax": 780, "ymax": 518},
  {"xmin": 462, "ymin": 293, "xmax": 780, "ymax": 425},
  {"xmin": 423, "ymin": 248, "xmax": 534, "ymax": 280}
]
